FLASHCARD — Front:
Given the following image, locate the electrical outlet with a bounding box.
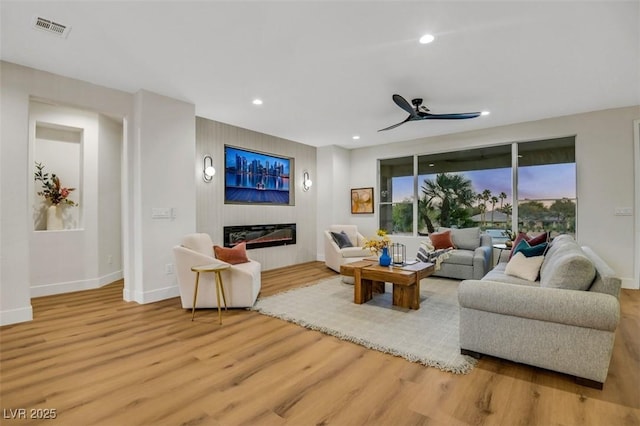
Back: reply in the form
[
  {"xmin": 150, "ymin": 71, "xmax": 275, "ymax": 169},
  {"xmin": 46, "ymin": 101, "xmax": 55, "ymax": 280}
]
[
  {"xmin": 165, "ymin": 263, "xmax": 174, "ymax": 274},
  {"xmin": 107, "ymin": 255, "xmax": 113, "ymax": 264}
]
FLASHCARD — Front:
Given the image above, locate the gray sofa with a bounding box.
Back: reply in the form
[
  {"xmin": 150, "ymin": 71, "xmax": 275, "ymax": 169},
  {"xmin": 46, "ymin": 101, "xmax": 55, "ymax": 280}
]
[
  {"xmin": 458, "ymin": 234, "xmax": 621, "ymax": 389},
  {"xmin": 429, "ymin": 227, "xmax": 493, "ymax": 280}
]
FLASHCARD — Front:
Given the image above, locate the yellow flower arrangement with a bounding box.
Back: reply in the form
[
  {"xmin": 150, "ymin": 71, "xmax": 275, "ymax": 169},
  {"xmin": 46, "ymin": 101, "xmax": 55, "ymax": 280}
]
[{"xmin": 363, "ymin": 229, "xmax": 391, "ymax": 255}]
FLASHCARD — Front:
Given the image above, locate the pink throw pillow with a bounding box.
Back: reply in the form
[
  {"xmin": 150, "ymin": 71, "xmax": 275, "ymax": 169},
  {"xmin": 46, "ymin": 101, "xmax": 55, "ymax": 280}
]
[
  {"xmin": 429, "ymin": 230, "xmax": 456, "ymax": 250},
  {"xmin": 213, "ymin": 242, "xmax": 250, "ymax": 264}
]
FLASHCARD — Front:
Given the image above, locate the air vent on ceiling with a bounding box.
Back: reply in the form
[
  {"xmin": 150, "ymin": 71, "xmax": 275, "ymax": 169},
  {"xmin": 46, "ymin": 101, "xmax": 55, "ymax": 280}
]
[{"xmin": 32, "ymin": 16, "xmax": 72, "ymax": 38}]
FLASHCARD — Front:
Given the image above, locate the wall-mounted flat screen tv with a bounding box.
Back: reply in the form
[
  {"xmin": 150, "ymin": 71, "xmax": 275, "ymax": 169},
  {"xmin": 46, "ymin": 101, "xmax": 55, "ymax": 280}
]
[{"xmin": 224, "ymin": 145, "xmax": 293, "ymax": 205}]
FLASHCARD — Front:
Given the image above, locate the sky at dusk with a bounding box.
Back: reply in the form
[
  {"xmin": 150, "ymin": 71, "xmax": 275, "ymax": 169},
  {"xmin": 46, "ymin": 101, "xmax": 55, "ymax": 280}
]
[{"xmin": 392, "ymin": 163, "xmax": 576, "ymax": 206}]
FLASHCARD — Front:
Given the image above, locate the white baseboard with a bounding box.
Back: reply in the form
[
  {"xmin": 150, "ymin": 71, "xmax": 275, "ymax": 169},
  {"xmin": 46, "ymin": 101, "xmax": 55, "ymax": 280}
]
[
  {"xmin": 30, "ymin": 270, "xmax": 124, "ymax": 298},
  {"xmin": 123, "ymin": 284, "xmax": 180, "ymax": 304},
  {"xmin": 621, "ymin": 276, "xmax": 639, "ymax": 290},
  {"xmin": 0, "ymin": 305, "xmax": 33, "ymax": 326},
  {"xmin": 99, "ymin": 270, "xmax": 124, "ymax": 286}
]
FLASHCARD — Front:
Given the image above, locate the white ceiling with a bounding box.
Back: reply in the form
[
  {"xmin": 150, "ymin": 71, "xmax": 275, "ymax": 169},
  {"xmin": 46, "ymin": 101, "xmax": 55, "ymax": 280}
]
[{"xmin": 1, "ymin": 1, "xmax": 639, "ymax": 149}]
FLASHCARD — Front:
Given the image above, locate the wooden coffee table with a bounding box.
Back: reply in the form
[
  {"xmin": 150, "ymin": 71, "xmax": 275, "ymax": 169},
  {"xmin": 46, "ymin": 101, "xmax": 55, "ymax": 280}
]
[{"xmin": 340, "ymin": 260, "xmax": 435, "ymax": 310}]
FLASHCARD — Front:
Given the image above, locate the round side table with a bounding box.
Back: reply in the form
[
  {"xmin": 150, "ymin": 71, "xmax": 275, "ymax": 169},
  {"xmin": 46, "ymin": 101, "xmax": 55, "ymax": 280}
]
[{"xmin": 190, "ymin": 263, "xmax": 231, "ymax": 324}]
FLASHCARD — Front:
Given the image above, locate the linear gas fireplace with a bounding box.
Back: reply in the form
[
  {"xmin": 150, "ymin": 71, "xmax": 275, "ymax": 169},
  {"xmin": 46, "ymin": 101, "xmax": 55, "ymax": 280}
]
[{"xmin": 223, "ymin": 223, "xmax": 296, "ymax": 249}]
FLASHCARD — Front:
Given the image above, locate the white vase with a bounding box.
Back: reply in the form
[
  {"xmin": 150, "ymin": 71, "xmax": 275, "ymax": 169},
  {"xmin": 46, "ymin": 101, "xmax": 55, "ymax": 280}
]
[{"xmin": 46, "ymin": 205, "xmax": 64, "ymax": 230}]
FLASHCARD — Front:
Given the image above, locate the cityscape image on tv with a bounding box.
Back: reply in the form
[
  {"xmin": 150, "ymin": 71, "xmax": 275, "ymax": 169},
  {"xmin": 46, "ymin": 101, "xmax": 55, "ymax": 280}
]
[{"xmin": 224, "ymin": 146, "xmax": 291, "ymax": 204}]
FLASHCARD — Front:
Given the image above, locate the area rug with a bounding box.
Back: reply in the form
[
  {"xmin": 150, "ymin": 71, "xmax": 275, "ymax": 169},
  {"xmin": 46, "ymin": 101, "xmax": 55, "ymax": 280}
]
[{"xmin": 252, "ymin": 276, "xmax": 477, "ymax": 374}]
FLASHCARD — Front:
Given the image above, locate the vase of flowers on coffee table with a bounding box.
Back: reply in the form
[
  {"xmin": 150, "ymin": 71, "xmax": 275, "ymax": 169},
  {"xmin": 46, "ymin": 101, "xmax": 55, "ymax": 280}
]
[{"xmin": 364, "ymin": 229, "xmax": 392, "ymax": 266}]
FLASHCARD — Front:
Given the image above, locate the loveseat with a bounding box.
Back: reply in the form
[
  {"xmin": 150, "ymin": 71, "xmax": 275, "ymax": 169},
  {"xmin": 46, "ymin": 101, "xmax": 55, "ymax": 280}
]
[
  {"xmin": 458, "ymin": 234, "xmax": 621, "ymax": 389},
  {"xmin": 422, "ymin": 227, "xmax": 492, "ymax": 280}
]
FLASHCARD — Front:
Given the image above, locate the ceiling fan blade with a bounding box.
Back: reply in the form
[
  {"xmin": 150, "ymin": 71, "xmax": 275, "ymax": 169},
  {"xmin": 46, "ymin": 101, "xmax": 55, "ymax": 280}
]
[
  {"xmin": 378, "ymin": 115, "xmax": 414, "ymax": 132},
  {"xmin": 419, "ymin": 112, "xmax": 481, "ymax": 120},
  {"xmin": 392, "ymin": 94, "xmax": 417, "ymax": 116}
]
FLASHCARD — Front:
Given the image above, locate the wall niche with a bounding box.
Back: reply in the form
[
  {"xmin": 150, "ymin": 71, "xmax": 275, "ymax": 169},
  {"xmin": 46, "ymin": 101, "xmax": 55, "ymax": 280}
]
[
  {"xmin": 33, "ymin": 122, "xmax": 82, "ymax": 231},
  {"xmin": 29, "ymin": 100, "xmax": 124, "ymax": 297}
]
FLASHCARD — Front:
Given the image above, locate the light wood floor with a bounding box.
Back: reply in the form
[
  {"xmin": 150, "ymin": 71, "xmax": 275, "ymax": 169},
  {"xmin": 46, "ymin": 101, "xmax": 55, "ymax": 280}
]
[{"xmin": 1, "ymin": 261, "xmax": 638, "ymax": 426}]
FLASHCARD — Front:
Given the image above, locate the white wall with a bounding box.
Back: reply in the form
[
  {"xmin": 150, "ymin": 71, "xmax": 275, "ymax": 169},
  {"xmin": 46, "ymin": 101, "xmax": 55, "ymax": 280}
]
[
  {"xmin": 0, "ymin": 61, "xmax": 197, "ymax": 325},
  {"xmin": 123, "ymin": 90, "xmax": 196, "ymax": 303},
  {"xmin": 195, "ymin": 117, "xmax": 316, "ymax": 270},
  {"xmin": 28, "ymin": 102, "xmax": 123, "ymax": 296},
  {"xmin": 1, "ymin": 61, "xmax": 134, "ymax": 325},
  {"xmin": 316, "ymin": 145, "xmax": 351, "ymax": 260},
  {"xmin": 98, "ymin": 114, "xmax": 123, "ymax": 280},
  {"xmin": 322, "ymin": 106, "xmax": 640, "ymax": 289}
]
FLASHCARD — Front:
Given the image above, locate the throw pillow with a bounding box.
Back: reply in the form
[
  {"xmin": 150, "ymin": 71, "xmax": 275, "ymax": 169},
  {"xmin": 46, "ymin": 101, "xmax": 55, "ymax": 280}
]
[
  {"xmin": 504, "ymin": 252, "xmax": 545, "ymax": 281},
  {"xmin": 417, "ymin": 240, "xmax": 437, "ymax": 262},
  {"xmin": 528, "ymin": 231, "xmax": 550, "ymax": 246},
  {"xmin": 416, "ymin": 246, "xmax": 429, "ymax": 262},
  {"xmin": 509, "ymin": 232, "xmax": 528, "ymax": 259},
  {"xmin": 512, "ymin": 239, "xmax": 549, "ymax": 257},
  {"xmin": 429, "ymin": 230, "xmax": 455, "ymax": 250},
  {"xmin": 509, "ymin": 231, "xmax": 550, "ymax": 259},
  {"xmin": 330, "ymin": 231, "xmax": 353, "ymax": 248},
  {"xmin": 214, "ymin": 242, "xmax": 250, "ymax": 264}
]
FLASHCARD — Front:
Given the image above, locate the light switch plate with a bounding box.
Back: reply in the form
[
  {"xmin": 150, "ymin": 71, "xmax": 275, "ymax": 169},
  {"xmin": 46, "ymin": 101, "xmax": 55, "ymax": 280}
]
[
  {"xmin": 614, "ymin": 207, "xmax": 633, "ymax": 216},
  {"xmin": 152, "ymin": 207, "xmax": 172, "ymax": 219}
]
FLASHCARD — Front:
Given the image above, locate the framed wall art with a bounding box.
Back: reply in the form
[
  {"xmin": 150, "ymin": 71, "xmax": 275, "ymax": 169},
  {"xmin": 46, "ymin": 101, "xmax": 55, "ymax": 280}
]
[{"xmin": 351, "ymin": 187, "xmax": 374, "ymax": 214}]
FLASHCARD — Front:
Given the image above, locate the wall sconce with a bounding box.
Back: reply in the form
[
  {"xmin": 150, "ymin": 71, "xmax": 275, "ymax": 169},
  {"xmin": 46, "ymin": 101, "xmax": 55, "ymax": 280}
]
[
  {"xmin": 203, "ymin": 155, "xmax": 215, "ymax": 182},
  {"xmin": 302, "ymin": 170, "xmax": 313, "ymax": 191}
]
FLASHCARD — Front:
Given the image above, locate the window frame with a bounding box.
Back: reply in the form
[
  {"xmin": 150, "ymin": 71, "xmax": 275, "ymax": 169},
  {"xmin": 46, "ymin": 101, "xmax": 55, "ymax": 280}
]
[{"xmin": 378, "ymin": 137, "xmax": 577, "ymax": 238}]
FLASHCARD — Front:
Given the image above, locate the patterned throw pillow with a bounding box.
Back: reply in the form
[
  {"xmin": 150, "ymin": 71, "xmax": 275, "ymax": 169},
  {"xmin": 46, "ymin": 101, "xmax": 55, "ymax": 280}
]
[
  {"xmin": 416, "ymin": 246, "xmax": 429, "ymax": 262},
  {"xmin": 214, "ymin": 242, "xmax": 250, "ymax": 264}
]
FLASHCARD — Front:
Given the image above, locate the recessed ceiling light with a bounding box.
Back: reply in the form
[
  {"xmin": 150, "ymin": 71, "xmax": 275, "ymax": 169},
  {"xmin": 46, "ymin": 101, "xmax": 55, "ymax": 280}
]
[
  {"xmin": 352, "ymin": 135, "xmax": 360, "ymax": 140},
  {"xmin": 419, "ymin": 34, "xmax": 435, "ymax": 44},
  {"xmin": 481, "ymin": 111, "xmax": 490, "ymax": 116},
  {"xmin": 252, "ymin": 99, "xmax": 263, "ymax": 105}
]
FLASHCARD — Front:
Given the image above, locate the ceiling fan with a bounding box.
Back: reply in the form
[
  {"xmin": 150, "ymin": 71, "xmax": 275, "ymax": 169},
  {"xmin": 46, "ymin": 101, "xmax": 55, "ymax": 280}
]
[{"xmin": 378, "ymin": 94, "xmax": 481, "ymax": 131}]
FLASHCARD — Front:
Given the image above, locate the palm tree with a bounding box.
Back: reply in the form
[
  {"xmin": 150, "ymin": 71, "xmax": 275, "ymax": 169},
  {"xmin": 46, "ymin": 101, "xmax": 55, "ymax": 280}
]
[
  {"xmin": 421, "ymin": 173, "xmax": 475, "ymax": 229},
  {"xmin": 476, "ymin": 203, "xmax": 485, "ymax": 228},
  {"xmin": 502, "ymin": 203, "xmax": 512, "ymax": 230},
  {"xmin": 418, "ymin": 197, "xmax": 436, "ymax": 234},
  {"xmin": 499, "ymin": 192, "xmax": 507, "ymax": 211},
  {"xmin": 490, "ymin": 196, "xmax": 499, "ymax": 224},
  {"xmin": 498, "ymin": 191, "xmax": 507, "ymax": 229},
  {"xmin": 481, "ymin": 189, "xmax": 492, "ymax": 226},
  {"xmin": 475, "ymin": 193, "xmax": 485, "ymax": 224}
]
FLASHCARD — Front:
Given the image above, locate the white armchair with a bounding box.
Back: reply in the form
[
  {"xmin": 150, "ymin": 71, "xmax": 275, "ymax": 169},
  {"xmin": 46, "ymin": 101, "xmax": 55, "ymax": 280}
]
[
  {"xmin": 173, "ymin": 233, "xmax": 261, "ymax": 309},
  {"xmin": 324, "ymin": 225, "xmax": 371, "ymax": 274}
]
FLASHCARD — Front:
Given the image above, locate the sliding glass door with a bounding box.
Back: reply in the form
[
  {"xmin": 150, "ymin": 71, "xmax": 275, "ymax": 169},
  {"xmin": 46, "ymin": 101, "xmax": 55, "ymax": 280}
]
[{"xmin": 379, "ymin": 137, "xmax": 576, "ymax": 239}]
